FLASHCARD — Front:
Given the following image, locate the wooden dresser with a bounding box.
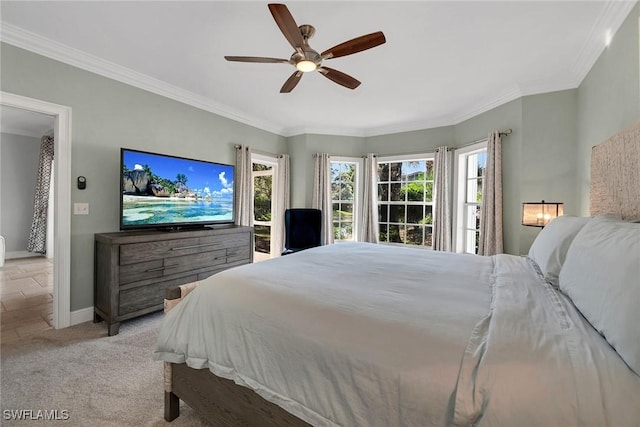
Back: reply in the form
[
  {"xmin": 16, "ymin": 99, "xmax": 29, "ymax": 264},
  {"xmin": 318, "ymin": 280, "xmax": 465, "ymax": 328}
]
[{"xmin": 94, "ymin": 225, "xmax": 253, "ymax": 335}]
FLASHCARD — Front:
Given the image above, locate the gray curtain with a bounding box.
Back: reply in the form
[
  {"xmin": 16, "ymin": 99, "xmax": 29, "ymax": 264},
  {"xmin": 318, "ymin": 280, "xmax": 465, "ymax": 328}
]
[
  {"xmin": 234, "ymin": 145, "xmax": 253, "ymax": 227},
  {"xmin": 359, "ymin": 153, "xmax": 379, "ymax": 243},
  {"xmin": 27, "ymin": 135, "xmax": 54, "ymax": 254},
  {"xmin": 479, "ymin": 131, "xmax": 503, "ymax": 255},
  {"xmin": 272, "ymin": 154, "xmax": 290, "ymax": 255},
  {"xmin": 433, "ymin": 146, "xmax": 451, "ymax": 251},
  {"xmin": 312, "ymin": 153, "xmax": 334, "ymax": 245}
]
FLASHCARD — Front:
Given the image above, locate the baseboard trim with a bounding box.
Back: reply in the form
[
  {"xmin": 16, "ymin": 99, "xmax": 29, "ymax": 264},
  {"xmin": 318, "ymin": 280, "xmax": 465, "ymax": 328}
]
[
  {"xmin": 6, "ymin": 250, "xmax": 39, "ymax": 259},
  {"xmin": 70, "ymin": 307, "xmax": 94, "ymax": 326}
]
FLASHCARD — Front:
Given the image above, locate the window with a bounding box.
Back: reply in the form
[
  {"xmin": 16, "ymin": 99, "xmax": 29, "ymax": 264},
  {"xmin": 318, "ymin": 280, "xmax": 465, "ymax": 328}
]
[
  {"xmin": 377, "ymin": 155, "xmax": 434, "ymax": 248},
  {"xmin": 330, "ymin": 158, "xmax": 362, "ymax": 241},
  {"xmin": 454, "ymin": 142, "xmax": 487, "ymax": 254},
  {"xmin": 252, "ymin": 154, "xmax": 277, "ymax": 261}
]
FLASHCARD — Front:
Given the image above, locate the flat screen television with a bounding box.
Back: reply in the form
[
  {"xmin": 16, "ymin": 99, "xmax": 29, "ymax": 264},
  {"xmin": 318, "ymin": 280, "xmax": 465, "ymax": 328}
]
[{"xmin": 120, "ymin": 148, "xmax": 235, "ymax": 230}]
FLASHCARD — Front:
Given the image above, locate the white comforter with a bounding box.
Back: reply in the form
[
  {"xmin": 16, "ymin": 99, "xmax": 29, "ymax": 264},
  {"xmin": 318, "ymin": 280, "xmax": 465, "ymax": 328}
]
[{"xmin": 153, "ymin": 243, "xmax": 640, "ymax": 426}]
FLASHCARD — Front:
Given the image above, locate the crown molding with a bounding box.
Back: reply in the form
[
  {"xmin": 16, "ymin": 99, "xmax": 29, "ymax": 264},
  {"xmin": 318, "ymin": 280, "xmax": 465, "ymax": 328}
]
[
  {"xmin": 571, "ymin": 1, "xmax": 637, "ymax": 87},
  {"xmin": 1, "ymin": 1, "xmax": 635, "ymax": 139},
  {"xmin": 0, "ymin": 23, "xmax": 287, "ymax": 137}
]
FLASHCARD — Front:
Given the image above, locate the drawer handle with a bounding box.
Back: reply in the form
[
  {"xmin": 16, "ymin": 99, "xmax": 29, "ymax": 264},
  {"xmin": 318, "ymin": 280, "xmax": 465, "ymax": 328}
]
[
  {"xmin": 171, "ymin": 243, "xmax": 217, "ymax": 251},
  {"xmin": 146, "ymin": 266, "xmax": 178, "ymax": 273}
]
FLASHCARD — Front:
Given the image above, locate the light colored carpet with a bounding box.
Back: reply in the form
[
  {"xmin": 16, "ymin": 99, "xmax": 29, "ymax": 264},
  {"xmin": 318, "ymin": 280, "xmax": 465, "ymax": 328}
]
[{"xmin": 1, "ymin": 312, "xmax": 211, "ymax": 426}]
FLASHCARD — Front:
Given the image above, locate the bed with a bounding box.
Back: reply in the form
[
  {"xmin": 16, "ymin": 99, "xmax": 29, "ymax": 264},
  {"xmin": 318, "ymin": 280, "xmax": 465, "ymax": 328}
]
[{"xmin": 153, "ymin": 120, "xmax": 640, "ymax": 426}]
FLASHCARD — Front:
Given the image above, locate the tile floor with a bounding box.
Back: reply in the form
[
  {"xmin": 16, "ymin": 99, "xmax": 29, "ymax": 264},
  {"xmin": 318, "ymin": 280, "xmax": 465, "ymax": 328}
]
[{"xmin": 0, "ymin": 256, "xmax": 54, "ymax": 344}]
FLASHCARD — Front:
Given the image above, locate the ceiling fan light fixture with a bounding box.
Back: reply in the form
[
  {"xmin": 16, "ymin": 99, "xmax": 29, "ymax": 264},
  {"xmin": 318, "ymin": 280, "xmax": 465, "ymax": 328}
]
[{"xmin": 296, "ymin": 60, "xmax": 317, "ymax": 72}]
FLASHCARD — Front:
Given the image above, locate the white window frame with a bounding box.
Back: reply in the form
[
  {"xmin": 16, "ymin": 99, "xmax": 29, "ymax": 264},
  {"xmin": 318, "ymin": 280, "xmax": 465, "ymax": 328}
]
[
  {"xmin": 376, "ymin": 152, "xmax": 435, "ymax": 249},
  {"xmin": 251, "ymin": 153, "xmax": 278, "ymax": 258},
  {"xmin": 453, "ymin": 141, "xmax": 487, "ymax": 254},
  {"xmin": 330, "ymin": 156, "xmax": 363, "ymax": 242}
]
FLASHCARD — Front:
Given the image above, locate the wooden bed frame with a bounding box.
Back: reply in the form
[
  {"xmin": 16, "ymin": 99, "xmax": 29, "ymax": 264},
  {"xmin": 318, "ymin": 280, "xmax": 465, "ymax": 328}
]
[
  {"xmin": 162, "ymin": 120, "xmax": 640, "ymax": 425},
  {"xmin": 163, "ymin": 286, "xmax": 311, "ymax": 426}
]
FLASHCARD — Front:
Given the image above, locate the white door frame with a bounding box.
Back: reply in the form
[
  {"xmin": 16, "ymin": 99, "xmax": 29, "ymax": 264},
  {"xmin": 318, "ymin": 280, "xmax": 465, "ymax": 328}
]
[{"xmin": 1, "ymin": 91, "xmax": 72, "ymax": 329}]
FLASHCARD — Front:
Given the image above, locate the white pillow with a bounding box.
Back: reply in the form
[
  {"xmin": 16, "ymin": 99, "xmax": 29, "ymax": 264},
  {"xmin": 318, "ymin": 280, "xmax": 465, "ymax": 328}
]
[
  {"xmin": 559, "ymin": 215, "xmax": 640, "ymax": 375},
  {"xmin": 527, "ymin": 215, "xmax": 590, "ymax": 287}
]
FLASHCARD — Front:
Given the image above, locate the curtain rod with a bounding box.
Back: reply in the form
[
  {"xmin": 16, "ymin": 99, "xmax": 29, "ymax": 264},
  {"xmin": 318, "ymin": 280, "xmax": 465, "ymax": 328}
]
[
  {"xmin": 450, "ymin": 128, "xmax": 512, "ymax": 151},
  {"xmin": 363, "ymin": 128, "xmax": 513, "ymax": 157},
  {"xmin": 234, "ymin": 144, "xmax": 283, "ymax": 158}
]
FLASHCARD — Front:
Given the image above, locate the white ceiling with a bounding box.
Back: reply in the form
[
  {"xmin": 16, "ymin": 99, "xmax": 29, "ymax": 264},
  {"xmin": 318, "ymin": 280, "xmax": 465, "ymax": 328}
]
[
  {"xmin": 0, "ymin": 1, "xmax": 635, "ymax": 137},
  {"xmin": 1, "ymin": 105, "xmax": 54, "ymax": 138}
]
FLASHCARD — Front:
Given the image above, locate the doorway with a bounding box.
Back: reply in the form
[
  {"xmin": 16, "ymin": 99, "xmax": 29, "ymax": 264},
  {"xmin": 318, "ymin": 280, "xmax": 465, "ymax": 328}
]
[{"xmin": 1, "ymin": 91, "xmax": 72, "ymax": 329}]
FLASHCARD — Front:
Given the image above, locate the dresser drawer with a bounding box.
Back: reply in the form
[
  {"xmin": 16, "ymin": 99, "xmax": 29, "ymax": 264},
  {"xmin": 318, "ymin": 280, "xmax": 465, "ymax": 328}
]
[
  {"xmin": 119, "ymin": 237, "xmax": 200, "ymax": 265},
  {"xmin": 119, "ymin": 274, "xmax": 199, "ymax": 315}
]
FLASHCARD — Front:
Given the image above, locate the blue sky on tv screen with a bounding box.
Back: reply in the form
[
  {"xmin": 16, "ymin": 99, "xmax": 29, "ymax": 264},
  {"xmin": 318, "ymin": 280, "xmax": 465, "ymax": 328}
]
[{"xmin": 123, "ymin": 150, "xmax": 233, "ymax": 197}]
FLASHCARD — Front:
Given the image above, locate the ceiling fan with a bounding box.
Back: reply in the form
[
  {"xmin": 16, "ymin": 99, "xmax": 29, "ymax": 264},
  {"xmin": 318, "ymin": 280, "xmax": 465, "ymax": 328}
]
[{"xmin": 225, "ymin": 3, "xmax": 386, "ymax": 93}]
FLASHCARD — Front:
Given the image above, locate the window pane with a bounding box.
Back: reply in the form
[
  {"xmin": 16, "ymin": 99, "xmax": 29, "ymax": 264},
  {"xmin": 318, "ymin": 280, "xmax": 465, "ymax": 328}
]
[
  {"xmin": 406, "ymin": 205, "xmax": 423, "ymax": 224},
  {"xmin": 389, "ymin": 162, "xmax": 402, "ymax": 181},
  {"xmin": 424, "ymin": 228, "xmax": 433, "ymax": 248},
  {"xmin": 405, "ymin": 225, "xmax": 423, "ymax": 245},
  {"xmin": 253, "ymin": 163, "xmax": 272, "ymax": 172},
  {"xmin": 466, "ymin": 178, "xmax": 478, "ymax": 203},
  {"xmin": 254, "ymin": 175, "xmax": 272, "ymax": 221},
  {"xmin": 466, "ymin": 205, "xmax": 480, "ymax": 229},
  {"xmin": 379, "ymin": 224, "xmax": 388, "ymax": 242},
  {"xmin": 341, "ymin": 202, "xmax": 354, "ymax": 220},
  {"xmin": 378, "ymin": 163, "xmax": 389, "ymax": 182},
  {"xmin": 425, "ymin": 160, "xmax": 434, "ymax": 180},
  {"xmin": 336, "ymin": 222, "xmax": 353, "ymax": 240},
  {"xmin": 477, "ymin": 152, "xmax": 487, "ymax": 177},
  {"xmin": 467, "ymin": 153, "xmax": 479, "ymax": 179},
  {"xmin": 422, "ymin": 206, "xmax": 433, "ymax": 225},
  {"xmin": 390, "ymin": 183, "xmax": 403, "ymax": 201},
  {"xmin": 254, "ymin": 225, "xmax": 271, "ymax": 254},
  {"xmin": 331, "ymin": 163, "xmax": 340, "ymax": 180},
  {"xmin": 389, "ymin": 224, "xmax": 402, "ymax": 243},
  {"xmin": 378, "ymin": 183, "xmax": 389, "ymax": 201},
  {"xmin": 332, "ymin": 203, "xmax": 341, "ymax": 221},
  {"xmin": 476, "ymin": 178, "xmax": 483, "ymax": 203},
  {"xmin": 331, "ymin": 182, "xmax": 340, "ymax": 200},
  {"xmin": 424, "ymin": 182, "xmax": 433, "ymax": 202},
  {"xmin": 389, "ymin": 205, "xmax": 405, "ymax": 223},
  {"xmin": 405, "ymin": 180, "xmax": 425, "ymax": 202},
  {"xmin": 340, "ymin": 182, "xmax": 354, "ymax": 201},
  {"xmin": 378, "ymin": 204, "xmax": 388, "ymax": 222}
]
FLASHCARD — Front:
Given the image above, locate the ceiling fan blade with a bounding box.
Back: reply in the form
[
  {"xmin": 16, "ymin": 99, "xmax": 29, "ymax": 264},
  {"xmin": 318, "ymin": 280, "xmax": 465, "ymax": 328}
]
[
  {"xmin": 321, "ymin": 31, "xmax": 386, "ymax": 59},
  {"xmin": 225, "ymin": 56, "xmax": 290, "ymax": 64},
  {"xmin": 268, "ymin": 3, "xmax": 305, "ymax": 52},
  {"xmin": 280, "ymin": 71, "xmax": 303, "ymax": 93},
  {"xmin": 318, "ymin": 67, "xmax": 361, "ymax": 90}
]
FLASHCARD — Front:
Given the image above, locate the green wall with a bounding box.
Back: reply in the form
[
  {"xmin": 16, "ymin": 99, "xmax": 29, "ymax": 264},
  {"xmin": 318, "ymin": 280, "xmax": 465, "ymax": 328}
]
[
  {"xmin": 287, "ymin": 133, "xmax": 366, "ymax": 208},
  {"xmin": 453, "ymin": 99, "xmax": 524, "ymax": 255},
  {"xmin": 0, "ymin": 132, "xmax": 41, "ymax": 253},
  {"xmin": 576, "ymin": 3, "xmax": 640, "ymax": 214},
  {"xmin": 1, "ymin": 2, "xmax": 637, "ymax": 313},
  {"xmin": 1, "ymin": 43, "xmax": 286, "ymax": 311}
]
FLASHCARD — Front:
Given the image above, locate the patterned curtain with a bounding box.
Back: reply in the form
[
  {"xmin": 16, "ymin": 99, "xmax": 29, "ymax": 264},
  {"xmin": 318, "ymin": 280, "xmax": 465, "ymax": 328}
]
[
  {"xmin": 433, "ymin": 146, "xmax": 451, "ymax": 251},
  {"xmin": 27, "ymin": 136, "xmax": 54, "ymax": 254},
  {"xmin": 479, "ymin": 131, "xmax": 503, "ymax": 255},
  {"xmin": 234, "ymin": 145, "xmax": 254, "ymax": 227},
  {"xmin": 359, "ymin": 153, "xmax": 379, "ymax": 243},
  {"xmin": 312, "ymin": 153, "xmax": 334, "ymax": 245},
  {"xmin": 272, "ymin": 154, "xmax": 290, "ymax": 255}
]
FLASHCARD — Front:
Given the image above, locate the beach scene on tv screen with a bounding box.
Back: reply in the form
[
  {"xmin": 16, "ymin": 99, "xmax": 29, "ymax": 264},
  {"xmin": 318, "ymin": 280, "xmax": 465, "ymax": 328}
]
[{"xmin": 122, "ymin": 150, "xmax": 234, "ymax": 226}]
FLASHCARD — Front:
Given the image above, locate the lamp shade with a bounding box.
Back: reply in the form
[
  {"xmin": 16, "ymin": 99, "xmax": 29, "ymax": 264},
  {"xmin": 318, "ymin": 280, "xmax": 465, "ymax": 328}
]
[{"xmin": 522, "ymin": 201, "xmax": 564, "ymax": 227}]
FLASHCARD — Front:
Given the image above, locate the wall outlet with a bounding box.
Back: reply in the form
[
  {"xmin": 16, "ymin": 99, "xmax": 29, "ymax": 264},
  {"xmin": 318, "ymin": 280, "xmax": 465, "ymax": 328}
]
[{"xmin": 74, "ymin": 203, "xmax": 89, "ymax": 215}]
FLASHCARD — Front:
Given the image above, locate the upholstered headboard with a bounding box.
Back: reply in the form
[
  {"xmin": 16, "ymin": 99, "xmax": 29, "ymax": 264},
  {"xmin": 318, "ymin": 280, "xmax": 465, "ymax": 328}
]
[{"xmin": 590, "ymin": 120, "xmax": 640, "ymax": 220}]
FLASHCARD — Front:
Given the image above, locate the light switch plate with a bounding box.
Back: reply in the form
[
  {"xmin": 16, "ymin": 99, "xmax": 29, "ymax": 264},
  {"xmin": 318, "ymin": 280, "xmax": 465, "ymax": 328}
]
[{"xmin": 74, "ymin": 203, "xmax": 89, "ymax": 215}]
